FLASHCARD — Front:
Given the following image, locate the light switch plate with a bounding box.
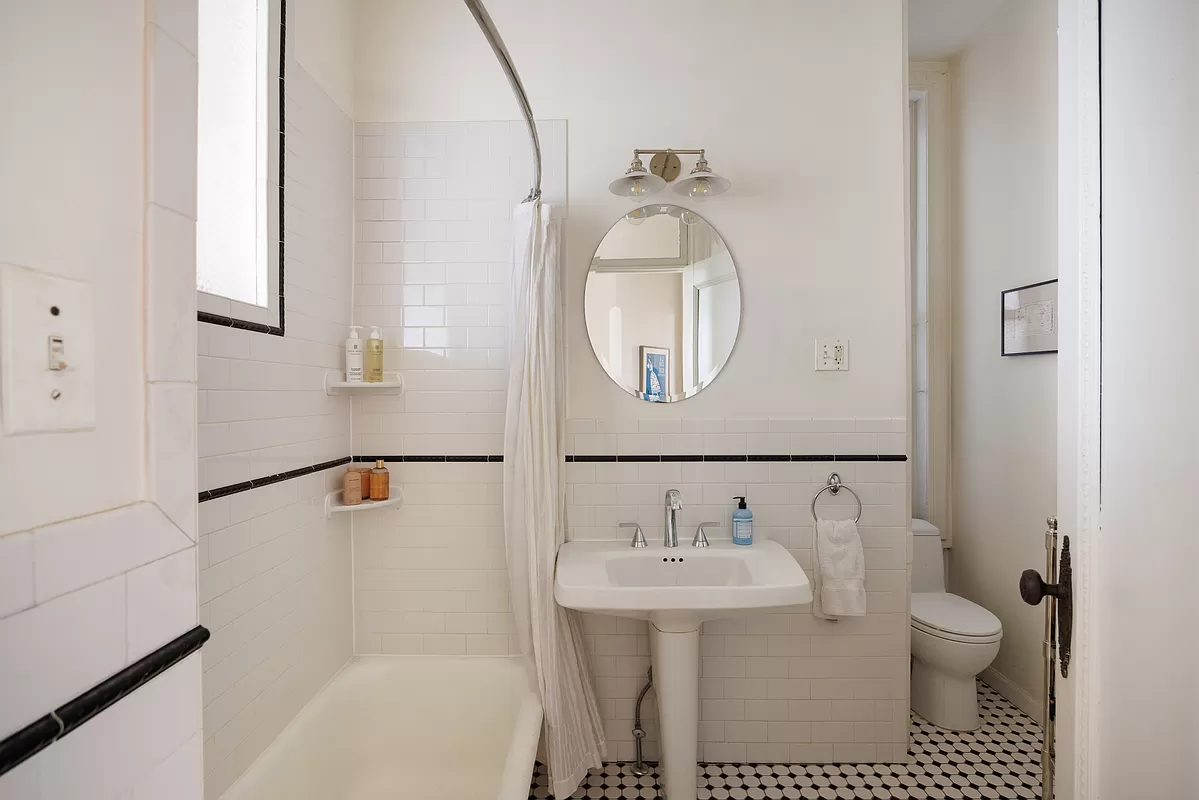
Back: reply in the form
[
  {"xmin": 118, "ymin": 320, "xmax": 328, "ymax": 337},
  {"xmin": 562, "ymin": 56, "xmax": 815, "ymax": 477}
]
[
  {"xmin": 0, "ymin": 264, "xmax": 96, "ymax": 434},
  {"xmin": 815, "ymin": 338, "xmax": 849, "ymax": 371}
]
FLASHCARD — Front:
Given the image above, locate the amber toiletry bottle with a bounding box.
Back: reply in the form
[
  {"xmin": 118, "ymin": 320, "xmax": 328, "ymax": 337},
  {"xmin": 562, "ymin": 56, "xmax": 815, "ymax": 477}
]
[
  {"xmin": 342, "ymin": 469, "xmax": 362, "ymax": 506},
  {"xmin": 353, "ymin": 466, "xmax": 374, "ymax": 499},
  {"xmin": 370, "ymin": 459, "xmax": 390, "ymax": 500}
]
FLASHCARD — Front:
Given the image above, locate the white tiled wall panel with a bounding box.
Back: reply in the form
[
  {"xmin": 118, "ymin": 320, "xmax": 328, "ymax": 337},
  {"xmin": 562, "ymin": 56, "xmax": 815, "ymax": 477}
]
[
  {"xmin": 566, "ymin": 418, "xmax": 910, "ymax": 763},
  {"xmin": 350, "ymin": 120, "xmax": 566, "ymax": 656},
  {"xmin": 196, "ymin": 64, "xmax": 353, "ymax": 493},
  {"xmin": 197, "ymin": 64, "xmax": 355, "ymax": 800}
]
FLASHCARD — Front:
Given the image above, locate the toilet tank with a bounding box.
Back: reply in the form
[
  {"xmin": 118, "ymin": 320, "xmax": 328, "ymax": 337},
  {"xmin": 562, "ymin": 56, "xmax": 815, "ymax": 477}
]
[{"xmin": 911, "ymin": 519, "xmax": 945, "ymax": 593}]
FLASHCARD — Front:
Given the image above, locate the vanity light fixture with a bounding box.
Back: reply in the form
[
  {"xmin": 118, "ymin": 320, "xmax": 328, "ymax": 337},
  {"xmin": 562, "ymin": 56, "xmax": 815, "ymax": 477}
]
[{"xmin": 608, "ymin": 149, "xmax": 731, "ymax": 199}]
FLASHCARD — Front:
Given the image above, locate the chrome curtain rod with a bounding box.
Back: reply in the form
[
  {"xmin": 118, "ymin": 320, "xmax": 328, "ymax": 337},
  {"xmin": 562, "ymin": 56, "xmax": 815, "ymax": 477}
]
[{"xmin": 461, "ymin": 0, "xmax": 542, "ymax": 203}]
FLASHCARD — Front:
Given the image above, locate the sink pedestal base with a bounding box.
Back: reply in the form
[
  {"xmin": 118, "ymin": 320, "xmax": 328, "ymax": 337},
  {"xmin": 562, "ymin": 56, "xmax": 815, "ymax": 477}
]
[{"xmin": 649, "ymin": 625, "xmax": 699, "ymax": 800}]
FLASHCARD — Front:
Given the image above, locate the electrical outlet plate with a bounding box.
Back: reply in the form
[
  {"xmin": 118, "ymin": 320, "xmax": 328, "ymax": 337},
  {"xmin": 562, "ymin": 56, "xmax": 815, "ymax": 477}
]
[
  {"xmin": 815, "ymin": 338, "xmax": 849, "ymax": 371},
  {"xmin": 0, "ymin": 263, "xmax": 95, "ymax": 434}
]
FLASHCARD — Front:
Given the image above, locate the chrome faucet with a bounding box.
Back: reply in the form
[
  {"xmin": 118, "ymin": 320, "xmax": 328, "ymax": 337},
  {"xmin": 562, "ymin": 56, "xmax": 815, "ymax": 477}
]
[{"xmin": 664, "ymin": 489, "xmax": 682, "ymax": 547}]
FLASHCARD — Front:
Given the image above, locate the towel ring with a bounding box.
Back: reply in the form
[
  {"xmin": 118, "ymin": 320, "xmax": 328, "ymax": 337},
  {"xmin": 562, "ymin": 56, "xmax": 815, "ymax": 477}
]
[{"xmin": 811, "ymin": 472, "xmax": 862, "ymax": 523}]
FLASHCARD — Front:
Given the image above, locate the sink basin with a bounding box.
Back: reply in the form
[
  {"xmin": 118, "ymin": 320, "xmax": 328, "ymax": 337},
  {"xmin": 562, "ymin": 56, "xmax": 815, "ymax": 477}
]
[
  {"xmin": 555, "ymin": 538, "xmax": 811, "ymax": 800},
  {"xmin": 554, "ymin": 539, "xmax": 811, "ymax": 631}
]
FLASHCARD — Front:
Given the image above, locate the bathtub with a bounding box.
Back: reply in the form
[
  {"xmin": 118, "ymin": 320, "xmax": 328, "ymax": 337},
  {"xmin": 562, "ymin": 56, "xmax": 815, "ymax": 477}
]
[{"xmin": 222, "ymin": 656, "xmax": 543, "ymax": 800}]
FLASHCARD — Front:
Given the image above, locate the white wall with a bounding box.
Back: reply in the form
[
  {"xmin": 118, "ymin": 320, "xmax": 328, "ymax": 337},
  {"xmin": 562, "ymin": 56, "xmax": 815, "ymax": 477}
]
[
  {"xmin": 356, "ymin": 0, "xmax": 910, "ymax": 423},
  {"xmin": 948, "ymin": 0, "xmax": 1057, "ymax": 718},
  {"xmin": 196, "ymin": 1, "xmax": 356, "ymax": 795},
  {"xmin": 295, "ymin": 0, "xmax": 355, "ymax": 117},
  {"xmin": 0, "ymin": 1, "xmax": 203, "ymax": 798},
  {"xmin": 1098, "ymin": 0, "xmax": 1199, "ymax": 794},
  {"xmin": 353, "ymin": 0, "xmax": 911, "ymax": 763}
]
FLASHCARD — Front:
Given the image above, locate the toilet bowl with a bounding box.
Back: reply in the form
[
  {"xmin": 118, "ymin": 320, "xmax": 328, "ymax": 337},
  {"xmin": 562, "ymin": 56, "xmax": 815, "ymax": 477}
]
[{"xmin": 910, "ymin": 520, "xmax": 1003, "ymax": 731}]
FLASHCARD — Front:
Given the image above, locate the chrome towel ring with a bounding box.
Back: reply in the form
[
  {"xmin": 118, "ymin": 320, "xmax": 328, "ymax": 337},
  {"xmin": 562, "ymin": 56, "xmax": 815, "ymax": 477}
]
[{"xmin": 811, "ymin": 472, "xmax": 862, "ymax": 523}]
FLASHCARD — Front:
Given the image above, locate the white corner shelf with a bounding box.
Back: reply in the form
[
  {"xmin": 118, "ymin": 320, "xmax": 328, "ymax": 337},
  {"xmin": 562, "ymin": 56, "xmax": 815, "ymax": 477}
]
[
  {"xmin": 324, "ymin": 489, "xmax": 404, "ymax": 519},
  {"xmin": 323, "ymin": 371, "xmax": 404, "ymax": 396}
]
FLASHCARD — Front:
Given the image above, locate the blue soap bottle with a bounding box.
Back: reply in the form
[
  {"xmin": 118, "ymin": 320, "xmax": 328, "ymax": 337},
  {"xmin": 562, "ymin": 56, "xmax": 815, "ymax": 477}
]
[{"xmin": 732, "ymin": 496, "xmax": 753, "ymax": 545}]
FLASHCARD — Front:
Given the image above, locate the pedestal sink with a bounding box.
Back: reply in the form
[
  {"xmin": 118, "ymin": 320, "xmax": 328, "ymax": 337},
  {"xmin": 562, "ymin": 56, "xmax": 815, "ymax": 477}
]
[{"xmin": 555, "ymin": 539, "xmax": 812, "ymax": 800}]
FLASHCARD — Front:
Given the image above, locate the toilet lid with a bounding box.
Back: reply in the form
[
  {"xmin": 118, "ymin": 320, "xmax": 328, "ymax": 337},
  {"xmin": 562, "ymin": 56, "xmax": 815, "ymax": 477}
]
[{"xmin": 912, "ymin": 593, "xmax": 1002, "ymax": 638}]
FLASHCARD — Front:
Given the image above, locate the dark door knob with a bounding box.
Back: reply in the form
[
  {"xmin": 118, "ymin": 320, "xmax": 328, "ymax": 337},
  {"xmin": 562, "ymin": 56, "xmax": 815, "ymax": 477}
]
[
  {"xmin": 1019, "ymin": 569, "xmax": 1063, "ymax": 605},
  {"xmin": 1019, "ymin": 536, "xmax": 1073, "ymax": 678}
]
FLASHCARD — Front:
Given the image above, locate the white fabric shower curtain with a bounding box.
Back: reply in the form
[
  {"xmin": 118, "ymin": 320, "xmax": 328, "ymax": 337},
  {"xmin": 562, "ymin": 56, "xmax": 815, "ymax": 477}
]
[{"xmin": 504, "ymin": 200, "xmax": 606, "ymax": 798}]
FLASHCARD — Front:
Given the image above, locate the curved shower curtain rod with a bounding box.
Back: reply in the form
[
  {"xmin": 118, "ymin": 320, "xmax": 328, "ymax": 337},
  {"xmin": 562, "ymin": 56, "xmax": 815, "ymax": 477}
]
[{"xmin": 461, "ymin": 0, "xmax": 542, "ymax": 203}]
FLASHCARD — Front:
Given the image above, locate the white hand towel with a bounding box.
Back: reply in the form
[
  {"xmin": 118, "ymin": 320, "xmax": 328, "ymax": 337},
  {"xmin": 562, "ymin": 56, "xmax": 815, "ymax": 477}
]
[{"xmin": 813, "ymin": 518, "xmax": 867, "ymax": 619}]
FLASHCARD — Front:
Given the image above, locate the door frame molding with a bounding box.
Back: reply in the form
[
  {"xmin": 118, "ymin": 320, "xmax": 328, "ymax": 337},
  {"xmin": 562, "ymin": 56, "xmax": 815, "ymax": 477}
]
[{"xmin": 1057, "ymin": 0, "xmax": 1101, "ymax": 797}]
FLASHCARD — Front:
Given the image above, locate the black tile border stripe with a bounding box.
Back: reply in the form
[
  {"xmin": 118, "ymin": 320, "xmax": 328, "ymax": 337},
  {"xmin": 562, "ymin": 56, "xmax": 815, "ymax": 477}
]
[
  {"xmin": 0, "ymin": 625, "xmax": 210, "ymax": 778},
  {"xmin": 198, "ymin": 453, "xmax": 907, "ymax": 502},
  {"xmin": 197, "ymin": 0, "xmax": 286, "ymax": 338},
  {"xmin": 198, "ymin": 456, "xmax": 350, "ymax": 503},
  {"xmin": 352, "ymin": 455, "xmax": 504, "ymax": 463},
  {"xmin": 565, "ymin": 454, "xmax": 908, "ymax": 464}
]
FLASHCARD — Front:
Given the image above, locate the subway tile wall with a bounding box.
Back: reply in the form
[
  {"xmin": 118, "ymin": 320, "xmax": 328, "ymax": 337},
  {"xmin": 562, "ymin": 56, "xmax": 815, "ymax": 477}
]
[
  {"xmin": 350, "ymin": 120, "xmax": 566, "ymax": 656},
  {"xmin": 347, "ymin": 120, "xmax": 911, "ymax": 763},
  {"xmin": 197, "ymin": 64, "xmax": 354, "ymax": 800},
  {"xmin": 566, "ymin": 418, "xmax": 910, "ymax": 763}
]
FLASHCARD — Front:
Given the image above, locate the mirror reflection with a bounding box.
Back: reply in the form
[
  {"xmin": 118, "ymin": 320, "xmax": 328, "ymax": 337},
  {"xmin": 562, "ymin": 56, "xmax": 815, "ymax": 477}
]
[{"xmin": 585, "ymin": 205, "xmax": 741, "ymax": 402}]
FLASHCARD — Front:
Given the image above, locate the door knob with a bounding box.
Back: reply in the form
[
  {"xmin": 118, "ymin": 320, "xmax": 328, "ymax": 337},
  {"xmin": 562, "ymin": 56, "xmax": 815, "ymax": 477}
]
[
  {"xmin": 1019, "ymin": 569, "xmax": 1065, "ymax": 605},
  {"xmin": 1020, "ymin": 534, "xmax": 1073, "ymax": 678}
]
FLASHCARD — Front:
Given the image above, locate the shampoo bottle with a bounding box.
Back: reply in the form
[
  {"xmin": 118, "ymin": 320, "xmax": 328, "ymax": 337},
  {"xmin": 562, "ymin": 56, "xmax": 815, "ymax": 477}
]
[
  {"xmin": 370, "ymin": 459, "xmax": 390, "ymax": 501},
  {"xmin": 732, "ymin": 496, "xmax": 754, "ymax": 545},
  {"xmin": 365, "ymin": 326, "xmax": 384, "ymax": 383},
  {"xmin": 345, "ymin": 326, "xmax": 364, "ymax": 382}
]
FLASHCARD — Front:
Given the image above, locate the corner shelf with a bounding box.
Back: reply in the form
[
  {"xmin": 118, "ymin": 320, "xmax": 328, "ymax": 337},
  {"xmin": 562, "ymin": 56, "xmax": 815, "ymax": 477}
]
[
  {"xmin": 324, "ymin": 489, "xmax": 404, "ymax": 519},
  {"xmin": 323, "ymin": 371, "xmax": 404, "ymax": 396}
]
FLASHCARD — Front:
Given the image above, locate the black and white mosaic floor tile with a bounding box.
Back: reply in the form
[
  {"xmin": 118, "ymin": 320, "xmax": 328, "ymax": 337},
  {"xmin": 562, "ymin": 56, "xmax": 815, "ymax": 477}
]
[{"xmin": 528, "ymin": 683, "xmax": 1042, "ymax": 800}]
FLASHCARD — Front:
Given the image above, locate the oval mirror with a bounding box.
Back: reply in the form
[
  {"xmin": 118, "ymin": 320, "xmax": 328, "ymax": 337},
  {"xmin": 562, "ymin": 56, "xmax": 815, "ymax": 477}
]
[{"xmin": 585, "ymin": 205, "xmax": 741, "ymax": 402}]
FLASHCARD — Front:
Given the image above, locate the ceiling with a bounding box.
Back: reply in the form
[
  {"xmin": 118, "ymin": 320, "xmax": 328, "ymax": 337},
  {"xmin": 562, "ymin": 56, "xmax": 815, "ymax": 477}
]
[{"xmin": 908, "ymin": 0, "xmax": 1006, "ymax": 61}]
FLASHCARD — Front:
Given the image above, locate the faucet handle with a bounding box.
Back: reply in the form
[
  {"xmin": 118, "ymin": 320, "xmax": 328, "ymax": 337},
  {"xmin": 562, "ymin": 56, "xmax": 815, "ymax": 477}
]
[
  {"xmin": 693, "ymin": 522, "xmax": 719, "ymax": 548},
  {"xmin": 620, "ymin": 522, "xmax": 648, "ymax": 548}
]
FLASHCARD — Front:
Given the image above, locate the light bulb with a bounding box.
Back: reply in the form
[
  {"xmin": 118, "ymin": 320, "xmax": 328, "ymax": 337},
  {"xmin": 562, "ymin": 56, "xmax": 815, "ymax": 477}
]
[
  {"xmin": 688, "ymin": 178, "xmax": 712, "ymax": 198},
  {"xmin": 680, "ymin": 209, "xmax": 700, "ymax": 226},
  {"xmin": 626, "ymin": 208, "xmax": 647, "ymax": 226},
  {"xmin": 626, "ymin": 178, "xmax": 648, "ymax": 197}
]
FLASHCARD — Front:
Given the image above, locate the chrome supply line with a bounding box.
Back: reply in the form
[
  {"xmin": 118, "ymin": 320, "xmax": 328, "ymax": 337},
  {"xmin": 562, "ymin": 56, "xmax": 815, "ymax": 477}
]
[{"xmin": 461, "ymin": 0, "xmax": 541, "ymax": 202}]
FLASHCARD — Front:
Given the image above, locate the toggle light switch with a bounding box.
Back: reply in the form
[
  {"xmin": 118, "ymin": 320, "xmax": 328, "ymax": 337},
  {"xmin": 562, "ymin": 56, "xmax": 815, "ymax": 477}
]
[
  {"xmin": 48, "ymin": 336, "xmax": 67, "ymax": 370},
  {"xmin": 0, "ymin": 264, "xmax": 95, "ymax": 434}
]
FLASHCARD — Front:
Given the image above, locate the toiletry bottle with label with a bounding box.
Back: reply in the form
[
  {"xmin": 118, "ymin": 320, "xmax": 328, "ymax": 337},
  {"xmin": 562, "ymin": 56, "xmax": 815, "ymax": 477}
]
[
  {"xmin": 732, "ymin": 496, "xmax": 753, "ymax": 545},
  {"xmin": 370, "ymin": 459, "xmax": 390, "ymax": 500},
  {"xmin": 342, "ymin": 469, "xmax": 362, "ymax": 505},
  {"xmin": 345, "ymin": 326, "xmax": 364, "ymax": 382},
  {"xmin": 353, "ymin": 466, "xmax": 373, "ymax": 500},
  {"xmin": 365, "ymin": 326, "xmax": 384, "ymax": 383}
]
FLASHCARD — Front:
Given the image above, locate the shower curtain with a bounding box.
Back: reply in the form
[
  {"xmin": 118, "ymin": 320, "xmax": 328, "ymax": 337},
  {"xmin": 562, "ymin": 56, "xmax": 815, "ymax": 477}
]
[{"xmin": 503, "ymin": 200, "xmax": 606, "ymax": 798}]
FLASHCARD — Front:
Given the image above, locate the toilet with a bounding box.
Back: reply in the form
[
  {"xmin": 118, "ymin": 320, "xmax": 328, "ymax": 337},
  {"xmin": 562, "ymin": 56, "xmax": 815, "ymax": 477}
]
[{"xmin": 910, "ymin": 519, "xmax": 1003, "ymax": 731}]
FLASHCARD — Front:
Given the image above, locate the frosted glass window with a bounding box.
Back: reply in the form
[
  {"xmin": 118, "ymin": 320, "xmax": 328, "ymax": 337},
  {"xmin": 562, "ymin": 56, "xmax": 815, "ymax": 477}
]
[{"xmin": 196, "ymin": 0, "xmax": 272, "ymax": 306}]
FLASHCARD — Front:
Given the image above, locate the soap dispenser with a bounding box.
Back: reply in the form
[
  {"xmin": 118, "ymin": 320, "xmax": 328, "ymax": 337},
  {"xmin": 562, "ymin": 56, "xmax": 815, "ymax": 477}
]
[
  {"xmin": 365, "ymin": 326, "xmax": 384, "ymax": 383},
  {"xmin": 732, "ymin": 496, "xmax": 754, "ymax": 545},
  {"xmin": 344, "ymin": 326, "xmax": 364, "ymax": 383}
]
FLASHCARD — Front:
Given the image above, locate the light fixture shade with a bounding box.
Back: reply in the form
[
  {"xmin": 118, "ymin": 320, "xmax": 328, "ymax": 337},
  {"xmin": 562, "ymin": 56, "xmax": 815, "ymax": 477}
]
[
  {"xmin": 609, "ymin": 170, "xmax": 666, "ymax": 198},
  {"xmin": 609, "ymin": 155, "xmax": 667, "ymax": 198},
  {"xmin": 672, "ymin": 169, "xmax": 731, "ymax": 198}
]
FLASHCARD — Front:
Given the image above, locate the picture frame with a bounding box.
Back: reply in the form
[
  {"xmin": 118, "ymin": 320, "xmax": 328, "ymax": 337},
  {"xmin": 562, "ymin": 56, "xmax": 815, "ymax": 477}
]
[
  {"xmin": 1001, "ymin": 279, "xmax": 1058, "ymax": 356},
  {"xmin": 639, "ymin": 346, "xmax": 670, "ymax": 402}
]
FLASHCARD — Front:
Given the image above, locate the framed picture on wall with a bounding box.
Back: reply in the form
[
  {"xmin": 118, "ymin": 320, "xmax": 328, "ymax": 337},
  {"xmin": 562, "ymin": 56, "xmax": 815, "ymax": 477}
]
[
  {"xmin": 639, "ymin": 346, "xmax": 669, "ymax": 402},
  {"xmin": 1001, "ymin": 279, "xmax": 1058, "ymax": 356}
]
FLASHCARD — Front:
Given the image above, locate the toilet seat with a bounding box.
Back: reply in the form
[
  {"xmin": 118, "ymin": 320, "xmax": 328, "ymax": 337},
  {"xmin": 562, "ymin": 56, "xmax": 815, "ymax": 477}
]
[{"xmin": 911, "ymin": 592, "xmax": 1002, "ymax": 644}]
